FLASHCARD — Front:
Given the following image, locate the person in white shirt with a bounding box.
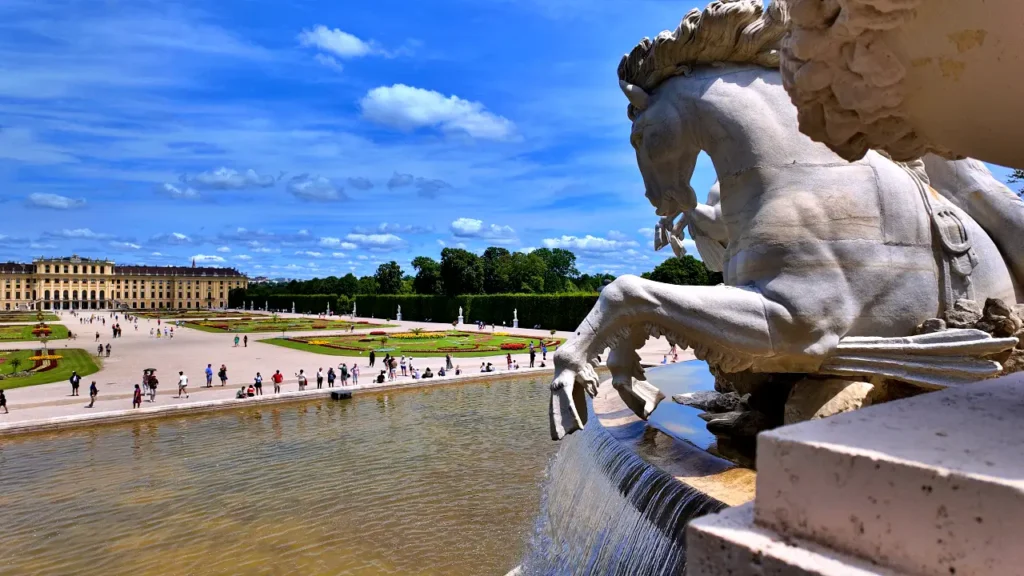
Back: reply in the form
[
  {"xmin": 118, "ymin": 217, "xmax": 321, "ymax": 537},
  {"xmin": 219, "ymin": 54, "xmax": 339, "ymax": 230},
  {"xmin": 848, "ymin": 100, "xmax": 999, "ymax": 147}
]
[{"xmin": 177, "ymin": 371, "xmax": 189, "ymax": 398}]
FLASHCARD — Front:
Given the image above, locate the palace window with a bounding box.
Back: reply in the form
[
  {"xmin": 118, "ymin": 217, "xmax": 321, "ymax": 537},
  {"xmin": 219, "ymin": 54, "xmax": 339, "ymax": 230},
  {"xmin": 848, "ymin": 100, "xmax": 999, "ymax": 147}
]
[
  {"xmin": 45, "ymin": 265, "xmax": 50, "ymax": 273},
  {"xmin": 73, "ymin": 266, "xmax": 78, "ymax": 274},
  {"xmin": 63, "ymin": 266, "xmax": 68, "ymax": 273}
]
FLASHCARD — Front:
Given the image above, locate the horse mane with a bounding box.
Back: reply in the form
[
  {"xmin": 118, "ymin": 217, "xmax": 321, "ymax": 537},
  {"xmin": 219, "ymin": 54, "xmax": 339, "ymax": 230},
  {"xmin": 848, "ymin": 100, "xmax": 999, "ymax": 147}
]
[{"xmin": 617, "ymin": 0, "xmax": 788, "ymax": 93}]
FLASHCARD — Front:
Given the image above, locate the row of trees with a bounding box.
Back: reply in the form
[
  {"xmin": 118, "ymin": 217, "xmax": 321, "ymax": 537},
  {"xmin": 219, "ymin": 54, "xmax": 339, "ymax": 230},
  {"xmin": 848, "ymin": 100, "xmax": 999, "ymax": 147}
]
[{"xmin": 240, "ymin": 247, "xmax": 721, "ymax": 301}]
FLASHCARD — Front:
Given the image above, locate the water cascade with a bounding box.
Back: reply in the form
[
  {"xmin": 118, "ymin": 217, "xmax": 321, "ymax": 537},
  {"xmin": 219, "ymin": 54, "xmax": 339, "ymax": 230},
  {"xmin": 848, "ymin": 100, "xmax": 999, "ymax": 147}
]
[{"xmin": 520, "ymin": 423, "xmax": 725, "ymax": 575}]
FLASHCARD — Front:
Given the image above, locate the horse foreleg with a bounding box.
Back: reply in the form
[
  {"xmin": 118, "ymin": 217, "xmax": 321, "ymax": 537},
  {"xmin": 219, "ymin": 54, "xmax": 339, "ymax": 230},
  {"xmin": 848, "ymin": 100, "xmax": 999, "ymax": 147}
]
[
  {"xmin": 551, "ymin": 275, "xmax": 780, "ymax": 440},
  {"xmin": 607, "ymin": 327, "xmax": 664, "ymax": 421}
]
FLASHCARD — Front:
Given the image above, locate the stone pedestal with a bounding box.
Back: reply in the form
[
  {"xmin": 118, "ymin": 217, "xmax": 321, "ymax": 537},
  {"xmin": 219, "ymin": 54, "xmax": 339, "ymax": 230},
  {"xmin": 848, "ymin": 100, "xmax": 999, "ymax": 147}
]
[
  {"xmin": 457, "ymin": 315, "xmax": 463, "ymax": 326},
  {"xmin": 513, "ymin": 319, "xmax": 519, "ymax": 329},
  {"xmin": 396, "ymin": 313, "xmax": 402, "ymax": 322},
  {"xmin": 688, "ymin": 371, "xmax": 1024, "ymax": 576}
]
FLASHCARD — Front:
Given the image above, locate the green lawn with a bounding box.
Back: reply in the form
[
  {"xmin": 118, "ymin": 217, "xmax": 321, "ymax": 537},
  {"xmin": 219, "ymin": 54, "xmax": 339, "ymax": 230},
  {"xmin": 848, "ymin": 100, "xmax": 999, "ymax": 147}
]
[
  {"xmin": 185, "ymin": 318, "xmax": 396, "ymax": 333},
  {"xmin": 0, "ymin": 348, "xmax": 101, "ymax": 390},
  {"xmin": 134, "ymin": 310, "xmax": 268, "ymax": 320},
  {"xmin": 0, "ymin": 324, "xmax": 70, "ymax": 342},
  {"xmin": 262, "ymin": 330, "xmax": 563, "ymax": 358},
  {"xmin": 0, "ymin": 312, "xmax": 60, "ymax": 323}
]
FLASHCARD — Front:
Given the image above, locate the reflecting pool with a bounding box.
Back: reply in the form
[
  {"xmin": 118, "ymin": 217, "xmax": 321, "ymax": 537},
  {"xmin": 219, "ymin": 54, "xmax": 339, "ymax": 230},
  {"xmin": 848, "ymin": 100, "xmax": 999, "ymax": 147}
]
[{"xmin": 0, "ymin": 377, "xmax": 558, "ymax": 576}]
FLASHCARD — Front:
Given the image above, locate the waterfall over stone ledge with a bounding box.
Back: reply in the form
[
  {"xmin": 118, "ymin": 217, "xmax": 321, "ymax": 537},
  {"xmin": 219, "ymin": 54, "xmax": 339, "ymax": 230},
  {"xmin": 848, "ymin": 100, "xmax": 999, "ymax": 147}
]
[{"xmin": 519, "ymin": 424, "xmax": 724, "ymax": 575}]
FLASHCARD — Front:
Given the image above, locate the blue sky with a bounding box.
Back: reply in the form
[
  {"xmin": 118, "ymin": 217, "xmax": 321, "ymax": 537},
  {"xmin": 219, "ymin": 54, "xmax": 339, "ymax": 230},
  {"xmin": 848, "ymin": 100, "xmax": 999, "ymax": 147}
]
[{"xmin": 0, "ymin": 0, "xmax": 1015, "ymax": 280}]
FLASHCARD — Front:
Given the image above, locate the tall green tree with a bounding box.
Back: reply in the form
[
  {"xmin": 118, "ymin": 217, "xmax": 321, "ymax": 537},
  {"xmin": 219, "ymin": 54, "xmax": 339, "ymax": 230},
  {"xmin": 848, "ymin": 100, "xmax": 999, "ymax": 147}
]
[
  {"xmin": 642, "ymin": 255, "xmax": 710, "ymax": 286},
  {"xmin": 532, "ymin": 248, "xmax": 579, "ymax": 293},
  {"xmin": 357, "ymin": 275, "xmax": 379, "ymax": 295},
  {"xmin": 374, "ymin": 261, "xmax": 404, "ymax": 294},
  {"xmin": 338, "ymin": 273, "xmax": 359, "ymax": 297},
  {"xmin": 440, "ymin": 248, "xmax": 484, "ymax": 296},
  {"xmin": 506, "ymin": 251, "xmax": 546, "ymax": 293},
  {"xmin": 481, "ymin": 247, "xmax": 512, "ymax": 294},
  {"xmin": 411, "ymin": 256, "xmax": 442, "ymax": 295}
]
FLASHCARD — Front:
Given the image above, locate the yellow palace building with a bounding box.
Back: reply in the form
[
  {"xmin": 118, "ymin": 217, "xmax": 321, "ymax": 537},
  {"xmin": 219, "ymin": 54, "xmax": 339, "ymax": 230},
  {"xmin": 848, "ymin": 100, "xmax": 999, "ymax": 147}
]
[{"xmin": 0, "ymin": 255, "xmax": 248, "ymax": 311}]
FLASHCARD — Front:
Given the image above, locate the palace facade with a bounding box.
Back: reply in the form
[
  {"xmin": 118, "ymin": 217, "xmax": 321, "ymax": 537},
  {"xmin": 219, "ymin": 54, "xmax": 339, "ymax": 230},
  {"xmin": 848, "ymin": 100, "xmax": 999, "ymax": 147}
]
[{"xmin": 0, "ymin": 256, "xmax": 247, "ymax": 311}]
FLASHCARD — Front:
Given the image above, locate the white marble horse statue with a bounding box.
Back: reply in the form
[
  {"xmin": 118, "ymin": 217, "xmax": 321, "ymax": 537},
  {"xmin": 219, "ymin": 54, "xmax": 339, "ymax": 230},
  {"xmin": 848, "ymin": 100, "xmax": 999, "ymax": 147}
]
[{"xmin": 549, "ymin": 0, "xmax": 1022, "ymax": 440}]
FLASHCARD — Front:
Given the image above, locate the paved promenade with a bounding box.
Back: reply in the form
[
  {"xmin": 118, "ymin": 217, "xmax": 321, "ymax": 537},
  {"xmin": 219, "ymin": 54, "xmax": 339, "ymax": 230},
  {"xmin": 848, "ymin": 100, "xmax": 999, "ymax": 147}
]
[{"xmin": 0, "ymin": 311, "xmax": 692, "ymax": 427}]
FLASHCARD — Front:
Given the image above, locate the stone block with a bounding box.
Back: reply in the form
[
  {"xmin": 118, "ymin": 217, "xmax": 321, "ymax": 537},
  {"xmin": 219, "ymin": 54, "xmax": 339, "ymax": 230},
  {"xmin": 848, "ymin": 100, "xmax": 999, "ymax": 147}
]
[
  {"xmin": 783, "ymin": 378, "xmax": 874, "ymax": 425},
  {"xmin": 755, "ymin": 372, "xmax": 1024, "ymax": 576},
  {"xmin": 687, "ymin": 503, "xmax": 899, "ymax": 576}
]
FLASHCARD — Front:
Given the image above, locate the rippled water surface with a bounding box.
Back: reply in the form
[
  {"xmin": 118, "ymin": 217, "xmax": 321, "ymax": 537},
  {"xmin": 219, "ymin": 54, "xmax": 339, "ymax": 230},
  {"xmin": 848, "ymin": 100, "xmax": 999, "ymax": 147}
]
[{"xmin": 0, "ymin": 377, "xmax": 559, "ymax": 575}]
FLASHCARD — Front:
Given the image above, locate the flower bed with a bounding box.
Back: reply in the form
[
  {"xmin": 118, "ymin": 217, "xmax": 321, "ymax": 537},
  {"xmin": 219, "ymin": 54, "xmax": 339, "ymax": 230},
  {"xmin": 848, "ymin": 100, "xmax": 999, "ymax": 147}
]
[
  {"xmin": 370, "ymin": 331, "xmax": 387, "ymax": 336},
  {"xmin": 390, "ymin": 332, "xmax": 448, "ymax": 340},
  {"xmin": 500, "ymin": 343, "xmax": 527, "ymax": 350}
]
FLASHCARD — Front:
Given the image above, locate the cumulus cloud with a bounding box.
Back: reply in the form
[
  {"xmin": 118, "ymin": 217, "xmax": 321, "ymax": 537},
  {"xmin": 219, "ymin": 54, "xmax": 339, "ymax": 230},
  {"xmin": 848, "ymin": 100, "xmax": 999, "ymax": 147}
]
[
  {"xmin": 314, "ymin": 53, "xmax": 344, "ymax": 71},
  {"xmin": 151, "ymin": 232, "xmax": 193, "ymax": 245},
  {"xmin": 286, "ymin": 174, "xmax": 346, "ymax": 202},
  {"xmin": 192, "ymin": 254, "xmax": 226, "ymax": 264},
  {"xmin": 352, "ymin": 222, "xmax": 432, "ymax": 234},
  {"xmin": 295, "ymin": 250, "xmax": 323, "ymax": 258},
  {"xmin": 331, "ymin": 252, "xmax": 347, "ymax": 258},
  {"xmin": 236, "ymin": 254, "xmax": 252, "ymax": 261},
  {"xmin": 607, "ymin": 230, "xmax": 628, "ymax": 241},
  {"xmin": 344, "ymin": 233, "xmax": 404, "ymax": 250},
  {"xmin": 184, "ymin": 167, "xmax": 276, "ymax": 190},
  {"xmin": 298, "ymin": 26, "xmax": 374, "ymax": 58},
  {"xmin": 386, "ymin": 172, "xmax": 452, "ymax": 198},
  {"xmin": 450, "ymin": 218, "xmax": 517, "ymax": 241},
  {"xmin": 27, "ymin": 193, "xmax": 86, "ymax": 210},
  {"xmin": 43, "ymin": 228, "xmax": 109, "ymax": 240},
  {"xmin": 216, "ymin": 246, "xmax": 231, "ymax": 253},
  {"xmin": 158, "ymin": 183, "xmax": 201, "ymax": 200},
  {"xmin": 252, "ymin": 247, "xmax": 280, "ymax": 254},
  {"xmin": 637, "ymin": 227, "xmax": 655, "ymax": 239},
  {"xmin": 542, "ymin": 234, "xmax": 639, "ymax": 252},
  {"xmin": 361, "ymin": 84, "xmax": 515, "ymax": 140},
  {"xmin": 347, "ymin": 177, "xmax": 374, "ymax": 190},
  {"xmin": 109, "ymin": 241, "xmax": 141, "ymax": 250},
  {"xmin": 318, "ymin": 237, "xmax": 359, "ymax": 250}
]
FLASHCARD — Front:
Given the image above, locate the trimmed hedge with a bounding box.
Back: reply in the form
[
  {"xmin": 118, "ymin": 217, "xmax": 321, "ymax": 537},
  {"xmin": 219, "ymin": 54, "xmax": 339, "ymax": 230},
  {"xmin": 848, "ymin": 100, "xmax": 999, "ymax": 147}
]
[
  {"xmin": 229, "ymin": 293, "xmax": 351, "ymax": 315},
  {"xmin": 355, "ymin": 293, "xmax": 598, "ymax": 331}
]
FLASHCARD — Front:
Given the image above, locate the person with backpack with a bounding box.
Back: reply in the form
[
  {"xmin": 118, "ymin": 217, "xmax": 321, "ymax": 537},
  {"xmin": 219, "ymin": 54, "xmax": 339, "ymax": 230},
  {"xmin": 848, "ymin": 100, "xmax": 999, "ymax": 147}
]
[
  {"xmin": 326, "ymin": 368, "xmax": 336, "ymax": 388},
  {"xmin": 340, "ymin": 363, "xmax": 350, "ymax": 386},
  {"xmin": 70, "ymin": 371, "xmax": 81, "ymax": 396}
]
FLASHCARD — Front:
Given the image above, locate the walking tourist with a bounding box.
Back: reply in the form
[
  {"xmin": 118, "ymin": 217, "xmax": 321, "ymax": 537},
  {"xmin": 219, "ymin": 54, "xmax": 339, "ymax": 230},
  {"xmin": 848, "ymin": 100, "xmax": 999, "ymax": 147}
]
[
  {"xmin": 149, "ymin": 373, "xmax": 159, "ymax": 402},
  {"xmin": 272, "ymin": 370, "xmax": 283, "ymax": 393},
  {"xmin": 254, "ymin": 372, "xmax": 263, "ymax": 395},
  {"xmin": 177, "ymin": 371, "xmax": 189, "ymax": 398},
  {"xmin": 0, "ymin": 389, "xmax": 7, "ymax": 414},
  {"xmin": 87, "ymin": 381, "xmax": 98, "ymax": 408},
  {"xmin": 70, "ymin": 371, "xmax": 81, "ymax": 396},
  {"xmin": 105, "ymin": 343, "xmax": 111, "ymax": 357},
  {"xmin": 542, "ymin": 342, "xmax": 548, "ymax": 361},
  {"xmin": 316, "ymin": 368, "xmax": 324, "ymax": 389},
  {"xmin": 445, "ymin": 353, "xmax": 453, "ymax": 370},
  {"xmin": 97, "ymin": 344, "xmax": 103, "ymax": 357},
  {"xmin": 132, "ymin": 385, "xmax": 142, "ymax": 409},
  {"xmin": 218, "ymin": 364, "xmax": 228, "ymax": 386},
  {"xmin": 233, "ymin": 335, "xmax": 240, "ymax": 347},
  {"xmin": 327, "ymin": 368, "xmax": 336, "ymax": 388},
  {"xmin": 351, "ymin": 364, "xmax": 359, "ymax": 386},
  {"xmin": 506, "ymin": 353, "xmax": 513, "ymax": 371},
  {"xmin": 529, "ymin": 348, "xmax": 536, "ymax": 368},
  {"xmin": 243, "ymin": 335, "xmax": 248, "ymax": 347},
  {"xmin": 369, "ymin": 350, "xmax": 376, "ymax": 367},
  {"xmin": 297, "ymin": 369, "xmax": 308, "ymax": 391},
  {"xmin": 205, "ymin": 364, "xmax": 213, "ymax": 387}
]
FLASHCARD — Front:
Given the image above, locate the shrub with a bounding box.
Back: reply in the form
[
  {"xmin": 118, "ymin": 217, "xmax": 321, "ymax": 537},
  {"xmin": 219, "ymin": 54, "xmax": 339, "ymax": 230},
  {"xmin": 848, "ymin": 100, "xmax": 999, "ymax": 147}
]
[{"xmin": 355, "ymin": 294, "xmax": 597, "ymax": 331}]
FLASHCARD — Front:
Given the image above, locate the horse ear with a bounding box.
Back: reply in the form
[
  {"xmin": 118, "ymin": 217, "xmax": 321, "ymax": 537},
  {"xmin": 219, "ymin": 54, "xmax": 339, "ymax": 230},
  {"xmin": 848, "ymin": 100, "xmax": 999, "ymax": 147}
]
[{"xmin": 619, "ymin": 80, "xmax": 649, "ymax": 112}]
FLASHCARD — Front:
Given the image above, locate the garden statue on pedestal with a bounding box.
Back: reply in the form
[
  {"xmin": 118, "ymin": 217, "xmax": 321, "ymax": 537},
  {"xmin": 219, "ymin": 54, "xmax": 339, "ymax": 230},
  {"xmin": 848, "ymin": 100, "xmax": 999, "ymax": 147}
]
[
  {"xmin": 513, "ymin": 308, "xmax": 519, "ymax": 329},
  {"xmin": 458, "ymin": 306, "xmax": 464, "ymax": 326},
  {"xmin": 291, "ymin": 303, "xmax": 295, "ymax": 314},
  {"xmin": 548, "ymin": 0, "xmax": 1023, "ymax": 443},
  {"xmin": 353, "ymin": 302, "xmax": 357, "ymax": 318},
  {"xmin": 396, "ymin": 305, "xmax": 402, "ymax": 322}
]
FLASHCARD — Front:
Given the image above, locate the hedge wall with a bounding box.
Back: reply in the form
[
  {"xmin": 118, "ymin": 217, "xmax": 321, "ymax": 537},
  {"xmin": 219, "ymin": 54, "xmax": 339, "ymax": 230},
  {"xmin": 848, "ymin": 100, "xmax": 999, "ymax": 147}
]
[
  {"xmin": 229, "ymin": 293, "xmax": 351, "ymax": 314},
  {"xmin": 354, "ymin": 293, "xmax": 598, "ymax": 331}
]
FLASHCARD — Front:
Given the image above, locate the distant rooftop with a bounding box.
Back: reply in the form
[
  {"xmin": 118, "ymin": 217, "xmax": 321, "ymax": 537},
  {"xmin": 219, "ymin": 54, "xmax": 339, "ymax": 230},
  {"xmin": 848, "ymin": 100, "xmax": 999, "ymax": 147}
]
[
  {"xmin": 114, "ymin": 265, "xmax": 246, "ymax": 278},
  {"xmin": 0, "ymin": 262, "xmax": 33, "ymax": 274}
]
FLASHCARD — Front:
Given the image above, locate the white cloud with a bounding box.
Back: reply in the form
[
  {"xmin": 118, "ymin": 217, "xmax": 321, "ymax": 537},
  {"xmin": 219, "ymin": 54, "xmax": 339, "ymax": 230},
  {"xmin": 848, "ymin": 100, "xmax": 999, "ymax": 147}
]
[
  {"xmin": 253, "ymin": 247, "xmax": 280, "ymax": 254},
  {"xmin": 450, "ymin": 218, "xmax": 517, "ymax": 241},
  {"xmin": 216, "ymin": 246, "xmax": 231, "ymax": 253},
  {"xmin": 361, "ymin": 84, "xmax": 515, "ymax": 140},
  {"xmin": 192, "ymin": 254, "xmax": 226, "ymax": 263},
  {"xmin": 298, "ymin": 26, "xmax": 374, "ymax": 58},
  {"xmin": 542, "ymin": 234, "xmax": 639, "ymax": 252},
  {"xmin": 110, "ymin": 241, "xmax": 141, "ymax": 250},
  {"xmin": 345, "ymin": 233, "xmax": 404, "ymax": 250},
  {"xmin": 286, "ymin": 174, "xmax": 345, "ymax": 202},
  {"xmin": 185, "ymin": 167, "xmax": 275, "ymax": 190},
  {"xmin": 607, "ymin": 230, "xmax": 628, "ymax": 241},
  {"xmin": 638, "ymin": 227, "xmax": 655, "ymax": 239},
  {"xmin": 295, "ymin": 250, "xmax": 323, "ymax": 258},
  {"xmin": 331, "ymin": 252, "xmax": 347, "ymax": 258},
  {"xmin": 45, "ymin": 228, "xmax": 109, "ymax": 240},
  {"xmin": 314, "ymin": 53, "xmax": 344, "ymax": 71},
  {"xmin": 27, "ymin": 193, "xmax": 86, "ymax": 210},
  {"xmin": 150, "ymin": 252, "xmax": 163, "ymax": 257},
  {"xmin": 319, "ymin": 237, "xmax": 359, "ymax": 250},
  {"xmin": 519, "ymin": 246, "xmax": 537, "ymax": 254},
  {"xmin": 158, "ymin": 183, "xmax": 200, "ymax": 200},
  {"xmin": 385, "ymin": 172, "xmax": 451, "ymax": 198},
  {"xmin": 236, "ymin": 254, "xmax": 252, "ymax": 261},
  {"xmin": 436, "ymin": 239, "xmax": 446, "ymax": 247}
]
